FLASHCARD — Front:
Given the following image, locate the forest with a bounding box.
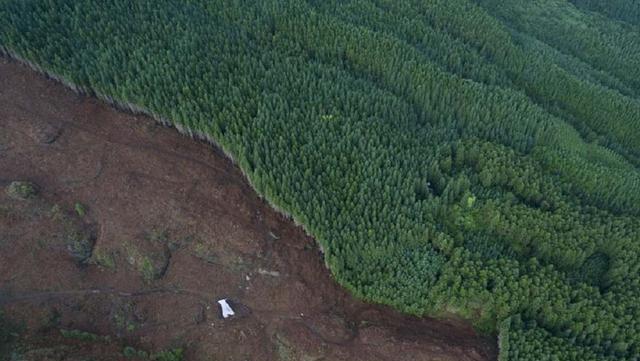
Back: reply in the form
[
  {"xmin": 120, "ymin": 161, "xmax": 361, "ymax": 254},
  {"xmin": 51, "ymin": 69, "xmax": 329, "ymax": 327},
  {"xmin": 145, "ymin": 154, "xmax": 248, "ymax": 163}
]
[{"xmin": 1, "ymin": 0, "xmax": 639, "ymax": 359}]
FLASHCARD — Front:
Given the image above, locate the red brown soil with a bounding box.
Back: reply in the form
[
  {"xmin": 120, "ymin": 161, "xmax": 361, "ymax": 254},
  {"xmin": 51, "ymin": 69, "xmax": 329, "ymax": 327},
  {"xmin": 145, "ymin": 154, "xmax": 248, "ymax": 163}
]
[{"xmin": 0, "ymin": 56, "xmax": 497, "ymax": 361}]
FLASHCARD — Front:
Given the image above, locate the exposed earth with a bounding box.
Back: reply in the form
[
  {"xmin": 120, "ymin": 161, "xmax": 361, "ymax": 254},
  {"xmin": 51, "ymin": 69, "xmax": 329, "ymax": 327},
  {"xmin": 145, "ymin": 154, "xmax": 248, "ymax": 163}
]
[{"xmin": 0, "ymin": 56, "xmax": 496, "ymax": 361}]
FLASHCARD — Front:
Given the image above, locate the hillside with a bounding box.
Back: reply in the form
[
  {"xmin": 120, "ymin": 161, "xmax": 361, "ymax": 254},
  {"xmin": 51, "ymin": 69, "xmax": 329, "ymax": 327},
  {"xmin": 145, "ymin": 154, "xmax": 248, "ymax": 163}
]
[
  {"xmin": 1, "ymin": 1, "xmax": 639, "ymax": 359},
  {"xmin": 0, "ymin": 57, "xmax": 494, "ymax": 360}
]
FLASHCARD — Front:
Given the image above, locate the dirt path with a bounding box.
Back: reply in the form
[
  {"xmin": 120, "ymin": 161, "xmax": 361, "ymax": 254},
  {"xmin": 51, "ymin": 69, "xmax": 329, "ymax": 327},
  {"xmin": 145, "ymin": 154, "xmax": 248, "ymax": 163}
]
[{"xmin": 0, "ymin": 56, "xmax": 496, "ymax": 361}]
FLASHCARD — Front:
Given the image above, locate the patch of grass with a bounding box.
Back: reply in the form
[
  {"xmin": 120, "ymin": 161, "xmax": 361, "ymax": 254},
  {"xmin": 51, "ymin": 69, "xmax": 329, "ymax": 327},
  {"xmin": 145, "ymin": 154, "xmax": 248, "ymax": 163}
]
[
  {"xmin": 111, "ymin": 301, "xmax": 141, "ymax": 335},
  {"xmin": 274, "ymin": 334, "xmax": 294, "ymax": 361},
  {"xmin": 123, "ymin": 346, "xmax": 148, "ymax": 359},
  {"xmin": 193, "ymin": 242, "xmax": 217, "ymax": 264},
  {"xmin": 60, "ymin": 329, "xmax": 100, "ymax": 342},
  {"xmin": 0, "ymin": 311, "xmax": 20, "ymax": 361},
  {"xmin": 123, "ymin": 346, "xmax": 184, "ymax": 361},
  {"xmin": 49, "ymin": 204, "xmax": 65, "ymax": 221},
  {"xmin": 140, "ymin": 257, "xmax": 155, "ymax": 282},
  {"xmin": 113, "ymin": 312, "xmax": 127, "ymax": 330},
  {"xmin": 113, "ymin": 310, "xmax": 136, "ymax": 334},
  {"xmin": 43, "ymin": 309, "xmax": 61, "ymax": 330},
  {"xmin": 145, "ymin": 228, "xmax": 168, "ymax": 244},
  {"xmin": 0, "ymin": 205, "xmax": 14, "ymax": 219},
  {"xmin": 125, "ymin": 244, "xmax": 151, "ymax": 281},
  {"xmin": 65, "ymin": 230, "xmax": 94, "ymax": 262},
  {"xmin": 92, "ymin": 249, "xmax": 117, "ymax": 270},
  {"xmin": 124, "ymin": 241, "xmax": 169, "ymax": 282},
  {"xmin": 152, "ymin": 348, "xmax": 184, "ymax": 361},
  {"xmin": 36, "ymin": 239, "xmax": 48, "ymax": 249},
  {"xmin": 74, "ymin": 202, "xmax": 86, "ymax": 217},
  {"xmin": 124, "ymin": 244, "xmax": 140, "ymax": 268},
  {"xmin": 5, "ymin": 181, "xmax": 38, "ymax": 200}
]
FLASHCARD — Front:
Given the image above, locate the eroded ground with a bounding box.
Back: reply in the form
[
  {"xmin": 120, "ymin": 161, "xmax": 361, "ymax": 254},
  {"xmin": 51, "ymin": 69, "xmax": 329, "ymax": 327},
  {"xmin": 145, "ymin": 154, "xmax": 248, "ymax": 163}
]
[{"xmin": 0, "ymin": 56, "xmax": 496, "ymax": 361}]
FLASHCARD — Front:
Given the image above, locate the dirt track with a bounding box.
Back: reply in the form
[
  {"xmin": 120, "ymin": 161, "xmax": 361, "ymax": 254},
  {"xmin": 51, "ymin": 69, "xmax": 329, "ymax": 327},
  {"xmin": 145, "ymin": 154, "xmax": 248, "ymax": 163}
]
[{"xmin": 0, "ymin": 56, "xmax": 496, "ymax": 360}]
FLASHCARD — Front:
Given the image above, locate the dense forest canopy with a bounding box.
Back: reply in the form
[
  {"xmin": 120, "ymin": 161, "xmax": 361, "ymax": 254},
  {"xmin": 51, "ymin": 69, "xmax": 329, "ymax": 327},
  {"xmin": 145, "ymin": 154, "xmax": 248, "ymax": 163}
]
[{"xmin": 1, "ymin": 0, "xmax": 639, "ymax": 359}]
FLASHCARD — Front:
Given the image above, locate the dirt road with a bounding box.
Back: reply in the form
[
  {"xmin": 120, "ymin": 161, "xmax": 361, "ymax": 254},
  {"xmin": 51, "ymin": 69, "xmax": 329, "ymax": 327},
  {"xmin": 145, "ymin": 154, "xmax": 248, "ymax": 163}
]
[{"xmin": 0, "ymin": 56, "xmax": 496, "ymax": 360}]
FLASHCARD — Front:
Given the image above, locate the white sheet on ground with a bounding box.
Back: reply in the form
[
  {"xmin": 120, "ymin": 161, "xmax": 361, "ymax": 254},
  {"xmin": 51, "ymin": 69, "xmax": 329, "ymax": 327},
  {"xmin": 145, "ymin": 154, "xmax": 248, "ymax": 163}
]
[{"xmin": 218, "ymin": 299, "xmax": 235, "ymax": 318}]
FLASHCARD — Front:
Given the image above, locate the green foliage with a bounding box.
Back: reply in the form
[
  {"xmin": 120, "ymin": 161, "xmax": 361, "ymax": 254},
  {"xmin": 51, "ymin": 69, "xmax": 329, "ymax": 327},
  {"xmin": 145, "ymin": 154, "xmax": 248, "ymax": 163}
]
[
  {"xmin": 92, "ymin": 249, "xmax": 117, "ymax": 270},
  {"xmin": 124, "ymin": 242, "xmax": 168, "ymax": 282},
  {"xmin": 65, "ymin": 230, "xmax": 94, "ymax": 262},
  {"xmin": 5, "ymin": 181, "xmax": 37, "ymax": 200},
  {"xmin": 569, "ymin": 0, "xmax": 640, "ymax": 27},
  {"xmin": 123, "ymin": 346, "xmax": 183, "ymax": 361},
  {"xmin": 1, "ymin": 1, "xmax": 640, "ymax": 359},
  {"xmin": 139, "ymin": 258, "xmax": 155, "ymax": 282},
  {"xmin": 499, "ymin": 316, "xmax": 624, "ymax": 361},
  {"xmin": 152, "ymin": 348, "xmax": 184, "ymax": 361},
  {"xmin": 123, "ymin": 346, "xmax": 147, "ymax": 359},
  {"xmin": 74, "ymin": 202, "xmax": 86, "ymax": 217},
  {"xmin": 0, "ymin": 311, "xmax": 19, "ymax": 360},
  {"xmin": 59, "ymin": 329, "xmax": 99, "ymax": 342}
]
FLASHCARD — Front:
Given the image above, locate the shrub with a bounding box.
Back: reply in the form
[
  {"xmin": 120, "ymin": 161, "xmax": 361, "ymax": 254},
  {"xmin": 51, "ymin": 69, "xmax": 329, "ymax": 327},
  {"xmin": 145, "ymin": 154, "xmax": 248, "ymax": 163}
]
[{"xmin": 5, "ymin": 181, "xmax": 37, "ymax": 200}]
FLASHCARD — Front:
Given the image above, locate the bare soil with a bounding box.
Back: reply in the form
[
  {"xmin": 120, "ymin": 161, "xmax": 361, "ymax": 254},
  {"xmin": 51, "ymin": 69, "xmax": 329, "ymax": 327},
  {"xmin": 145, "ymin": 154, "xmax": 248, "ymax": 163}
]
[{"xmin": 0, "ymin": 56, "xmax": 497, "ymax": 361}]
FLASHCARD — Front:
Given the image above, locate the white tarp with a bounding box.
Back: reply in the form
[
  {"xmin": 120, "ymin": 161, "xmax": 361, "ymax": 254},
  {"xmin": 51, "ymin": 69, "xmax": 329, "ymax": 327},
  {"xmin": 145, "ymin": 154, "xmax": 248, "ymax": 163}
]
[{"xmin": 218, "ymin": 299, "xmax": 235, "ymax": 318}]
